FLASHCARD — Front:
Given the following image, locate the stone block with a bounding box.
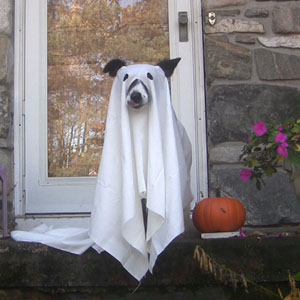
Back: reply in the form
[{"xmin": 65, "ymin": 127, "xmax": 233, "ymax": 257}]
[
  {"xmin": 207, "ymin": 84, "xmax": 300, "ymax": 144},
  {"xmin": 202, "ymin": 0, "xmax": 246, "ymax": 10},
  {"xmin": 273, "ymin": 5, "xmax": 300, "ymax": 34},
  {"xmin": 235, "ymin": 34, "xmax": 256, "ymax": 44},
  {"xmin": 0, "ymin": 36, "xmax": 10, "ymax": 82},
  {"xmin": 210, "ymin": 142, "xmax": 245, "ymax": 164},
  {"xmin": 210, "ymin": 9, "xmax": 241, "ymax": 17},
  {"xmin": 254, "ymin": 48, "xmax": 300, "ymax": 80},
  {"xmin": 0, "ymin": 150, "xmax": 10, "ymax": 169},
  {"xmin": 258, "ymin": 35, "xmax": 300, "ymax": 49},
  {"xmin": 205, "ymin": 18, "xmax": 264, "ymax": 34},
  {"xmin": 0, "ymin": 0, "xmax": 12, "ymax": 35},
  {"xmin": 245, "ymin": 8, "xmax": 269, "ymax": 18},
  {"xmin": 204, "ymin": 36, "xmax": 251, "ymax": 83},
  {"xmin": 210, "ymin": 165, "xmax": 300, "ymax": 225},
  {"xmin": 0, "ymin": 87, "xmax": 9, "ymax": 139},
  {"xmin": 0, "ymin": 149, "xmax": 12, "ymax": 211}
]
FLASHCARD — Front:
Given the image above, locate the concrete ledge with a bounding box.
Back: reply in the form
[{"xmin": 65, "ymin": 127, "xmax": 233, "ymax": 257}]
[{"xmin": 0, "ymin": 236, "xmax": 299, "ymax": 289}]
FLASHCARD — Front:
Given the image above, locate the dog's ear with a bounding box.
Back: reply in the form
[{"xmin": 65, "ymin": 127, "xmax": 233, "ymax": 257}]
[
  {"xmin": 103, "ymin": 59, "xmax": 126, "ymax": 77},
  {"xmin": 157, "ymin": 57, "xmax": 181, "ymax": 77}
]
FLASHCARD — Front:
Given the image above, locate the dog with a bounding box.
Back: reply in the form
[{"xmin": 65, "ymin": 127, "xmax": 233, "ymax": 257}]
[
  {"xmin": 103, "ymin": 57, "xmax": 181, "ymax": 109},
  {"xmin": 88, "ymin": 58, "xmax": 193, "ymax": 280},
  {"xmin": 102, "ymin": 57, "xmax": 183, "ymax": 233}
]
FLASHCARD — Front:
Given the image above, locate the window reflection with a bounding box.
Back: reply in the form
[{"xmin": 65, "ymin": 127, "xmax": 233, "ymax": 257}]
[{"xmin": 47, "ymin": 0, "xmax": 169, "ymax": 177}]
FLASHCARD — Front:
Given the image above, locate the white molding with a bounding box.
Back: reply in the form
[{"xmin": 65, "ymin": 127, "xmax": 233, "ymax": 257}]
[
  {"xmin": 169, "ymin": 0, "xmax": 201, "ymax": 204},
  {"xmin": 14, "ymin": 0, "xmax": 26, "ymax": 216},
  {"xmin": 24, "ymin": 0, "xmax": 96, "ymax": 214},
  {"xmin": 192, "ymin": 0, "xmax": 209, "ymax": 201},
  {"xmin": 15, "ymin": 214, "xmax": 91, "ymax": 231},
  {"xmin": 39, "ymin": 0, "xmax": 48, "ymax": 185},
  {"xmin": 169, "ymin": 0, "xmax": 208, "ymax": 203}
]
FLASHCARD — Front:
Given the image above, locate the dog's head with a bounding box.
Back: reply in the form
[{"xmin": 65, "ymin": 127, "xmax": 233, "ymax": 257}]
[{"xmin": 103, "ymin": 58, "xmax": 181, "ymax": 109}]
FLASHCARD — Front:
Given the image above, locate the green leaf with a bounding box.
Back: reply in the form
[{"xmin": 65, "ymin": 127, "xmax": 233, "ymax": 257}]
[
  {"xmin": 286, "ymin": 117, "xmax": 295, "ymax": 123},
  {"xmin": 291, "ymin": 125, "xmax": 300, "ymax": 133},
  {"xmin": 277, "ymin": 155, "xmax": 285, "ymax": 163},
  {"xmin": 250, "ymin": 159, "xmax": 259, "ymax": 168},
  {"xmin": 287, "ymin": 151, "xmax": 300, "ymax": 165},
  {"xmin": 268, "ymin": 130, "xmax": 278, "ymax": 143},
  {"xmin": 293, "ymin": 272, "xmax": 300, "ymax": 281},
  {"xmin": 265, "ymin": 167, "xmax": 276, "ymax": 177}
]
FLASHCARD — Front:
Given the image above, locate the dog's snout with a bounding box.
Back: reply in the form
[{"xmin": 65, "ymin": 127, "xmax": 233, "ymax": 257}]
[
  {"xmin": 130, "ymin": 91, "xmax": 142, "ymax": 103},
  {"xmin": 126, "ymin": 78, "xmax": 149, "ymax": 109}
]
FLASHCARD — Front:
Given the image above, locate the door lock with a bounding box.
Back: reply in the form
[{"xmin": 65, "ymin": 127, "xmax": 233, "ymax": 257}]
[{"xmin": 178, "ymin": 12, "xmax": 188, "ymax": 42}]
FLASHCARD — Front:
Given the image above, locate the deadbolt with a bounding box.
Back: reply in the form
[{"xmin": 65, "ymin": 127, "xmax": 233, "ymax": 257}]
[{"xmin": 178, "ymin": 12, "xmax": 188, "ymax": 42}]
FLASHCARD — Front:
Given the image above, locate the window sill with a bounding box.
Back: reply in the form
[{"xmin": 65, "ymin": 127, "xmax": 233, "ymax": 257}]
[{"xmin": 14, "ymin": 214, "xmax": 91, "ymax": 231}]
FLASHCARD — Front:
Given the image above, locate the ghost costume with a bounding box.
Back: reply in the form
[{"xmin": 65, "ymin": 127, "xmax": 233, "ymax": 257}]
[
  {"xmin": 89, "ymin": 63, "xmax": 193, "ymax": 280},
  {"xmin": 11, "ymin": 62, "xmax": 193, "ymax": 281}
]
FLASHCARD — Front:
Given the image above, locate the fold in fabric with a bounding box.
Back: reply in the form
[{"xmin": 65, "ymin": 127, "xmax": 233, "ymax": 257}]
[
  {"xmin": 11, "ymin": 63, "xmax": 193, "ymax": 282},
  {"xmin": 11, "ymin": 224, "xmax": 94, "ymax": 255},
  {"xmin": 89, "ymin": 64, "xmax": 193, "ymax": 280}
]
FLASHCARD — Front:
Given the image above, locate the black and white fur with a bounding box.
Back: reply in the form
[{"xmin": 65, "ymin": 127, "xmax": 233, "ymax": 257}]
[{"xmin": 103, "ymin": 58, "xmax": 181, "ymax": 109}]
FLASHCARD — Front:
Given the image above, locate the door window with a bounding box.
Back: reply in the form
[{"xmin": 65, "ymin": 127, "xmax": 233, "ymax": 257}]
[{"xmin": 48, "ymin": 0, "xmax": 169, "ymax": 178}]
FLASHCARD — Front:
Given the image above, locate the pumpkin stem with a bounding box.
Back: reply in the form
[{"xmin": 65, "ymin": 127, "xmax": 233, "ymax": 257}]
[{"xmin": 216, "ymin": 188, "xmax": 221, "ymax": 197}]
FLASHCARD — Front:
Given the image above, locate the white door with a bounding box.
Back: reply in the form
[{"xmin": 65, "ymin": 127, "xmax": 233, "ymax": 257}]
[{"xmin": 21, "ymin": 0, "xmax": 207, "ymax": 215}]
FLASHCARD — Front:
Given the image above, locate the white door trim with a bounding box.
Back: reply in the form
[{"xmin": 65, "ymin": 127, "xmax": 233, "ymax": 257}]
[
  {"xmin": 14, "ymin": 0, "xmax": 26, "ymax": 216},
  {"xmin": 192, "ymin": 0, "xmax": 209, "ymax": 200},
  {"xmin": 14, "ymin": 0, "xmax": 208, "ymax": 226},
  {"xmin": 169, "ymin": 0, "xmax": 208, "ymax": 202}
]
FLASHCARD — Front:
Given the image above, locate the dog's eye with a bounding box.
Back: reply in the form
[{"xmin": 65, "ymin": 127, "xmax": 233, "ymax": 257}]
[
  {"xmin": 123, "ymin": 74, "xmax": 129, "ymax": 81},
  {"xmin": 147, "ymin": 73, "xmax": 153, "ymax": 80}
]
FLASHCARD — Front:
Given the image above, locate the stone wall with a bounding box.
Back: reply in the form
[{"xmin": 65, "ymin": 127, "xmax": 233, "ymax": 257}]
[
  {"xmin": 202, "ymin": 0, "xmax": 300, "ymax": 225},
  {"xmin": 0, "ymin": 0, "xmax": 14, "ymax": 230}
]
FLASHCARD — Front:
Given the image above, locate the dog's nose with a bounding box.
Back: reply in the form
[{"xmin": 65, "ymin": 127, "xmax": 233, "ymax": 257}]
[{"xmin": 130, "ymin": 91, "xmax": 142, "ymax": 103}]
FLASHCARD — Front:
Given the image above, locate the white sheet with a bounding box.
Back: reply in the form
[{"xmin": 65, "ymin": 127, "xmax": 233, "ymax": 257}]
[
  {"xmin": 11, "ymin": 224, "xmax": 93, "ymax": 255},
  {"xmin": 11, "ymin": 63, "xmax": 193, "ymax": 281}
]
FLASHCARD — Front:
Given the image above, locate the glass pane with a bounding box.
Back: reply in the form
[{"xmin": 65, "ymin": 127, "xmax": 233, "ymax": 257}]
[{"xmin": 47, "ymin": 0, "xmax": 169, "ymax": 177}]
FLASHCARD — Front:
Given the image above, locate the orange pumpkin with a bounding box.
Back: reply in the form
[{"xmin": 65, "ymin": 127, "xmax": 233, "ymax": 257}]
[{"xmin": 192, "ymin": 197, "xmax": 246, "ymax": 233}]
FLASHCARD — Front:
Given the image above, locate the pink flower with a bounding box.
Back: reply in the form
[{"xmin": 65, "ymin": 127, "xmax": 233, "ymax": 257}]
[
  {"xmin": 277, "ymin": 142, "xmax": 289, "ymax": 158},
  {"xmin": 240, "ymin": 169, "xmax": 252, "ymax": 181},
  {"xmin": 253, "ymin": 121, "xmax": 268, "ymax": 136},
  {"xmin": 275, "ymin": 132, "xmax": 288, "ymax": 143},
  {"xmin": 240, "ymin": 229, "xmax": 247, "ymax": 238},
  {"xmin": 278, "ymin": 125, "xmax": 284, "ymax": 132}
]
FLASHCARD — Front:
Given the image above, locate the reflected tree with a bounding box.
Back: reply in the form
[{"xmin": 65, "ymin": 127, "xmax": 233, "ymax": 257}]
[{"xmin": 48, "ymin": 0, "xmax": 169, "ymax": 177}]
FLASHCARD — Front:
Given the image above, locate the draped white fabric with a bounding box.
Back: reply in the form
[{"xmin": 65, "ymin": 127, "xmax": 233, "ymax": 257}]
[
  {"xmin": 89, "ymin": 64, "xmax": 193, "ymax": 280},
  {"xmin": 11, "ymin": 63, "xmax": 193, "ymax": 281}
]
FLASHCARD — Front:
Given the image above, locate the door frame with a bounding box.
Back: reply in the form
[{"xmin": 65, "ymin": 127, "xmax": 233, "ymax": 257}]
[
  {"xmin": 169, "ymin": 0, "xmax": 208, "ymax": 203},
  {"xmin": 13, "ymin": 0, "xmax": 208, "ymax": 227}
]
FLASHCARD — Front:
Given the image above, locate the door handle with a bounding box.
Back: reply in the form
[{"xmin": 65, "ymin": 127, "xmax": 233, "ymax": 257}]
[{"xmin": 178, "ymin": 12, "xmax": 188, "ymax": 42}]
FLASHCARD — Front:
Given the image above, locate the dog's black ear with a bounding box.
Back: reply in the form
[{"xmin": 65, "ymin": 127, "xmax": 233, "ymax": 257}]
[
  {"xmin": 103, "ymin": 59, "xmax": 126, "ymax": 77},
  {"xmin": 157, "ymin": 57, "xmax": 181, "ymax": 77}
]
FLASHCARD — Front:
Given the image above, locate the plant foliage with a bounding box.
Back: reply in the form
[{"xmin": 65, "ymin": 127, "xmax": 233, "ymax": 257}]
[{"xmin": 240, "ymin": 118, "xmax": 300, "ymax": 189}]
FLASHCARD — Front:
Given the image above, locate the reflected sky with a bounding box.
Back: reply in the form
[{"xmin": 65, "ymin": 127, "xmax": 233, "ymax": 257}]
[{"xmin": 119, "ymin": 0, "xmax": 142, "ymax": 8}]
